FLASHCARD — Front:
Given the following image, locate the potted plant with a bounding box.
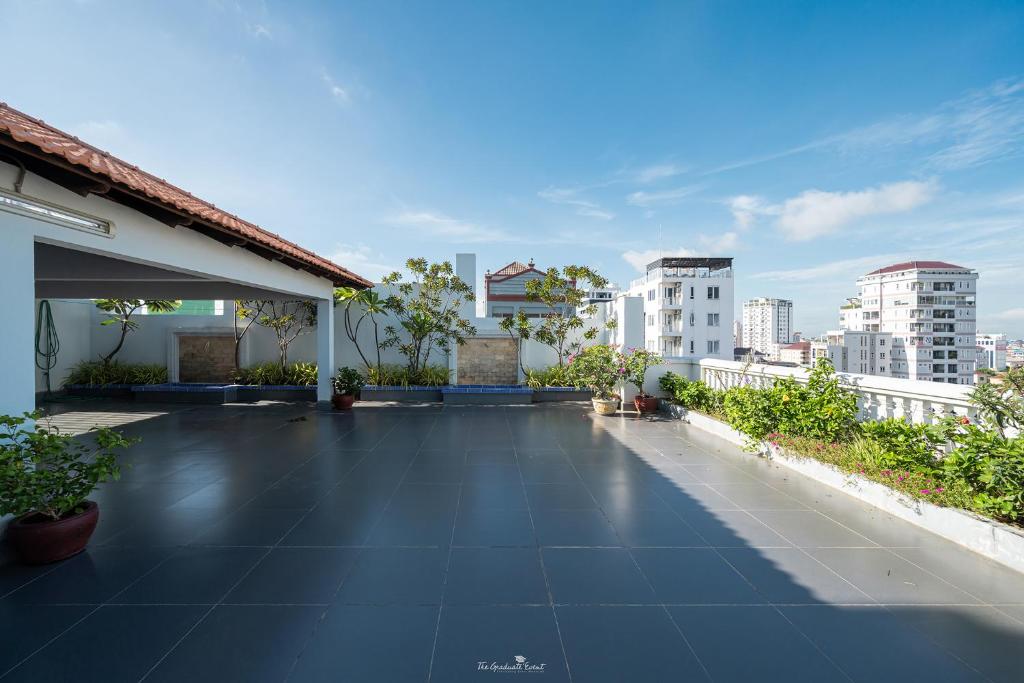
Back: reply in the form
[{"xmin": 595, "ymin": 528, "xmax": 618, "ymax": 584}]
[
  {"xmin": 568, "ymin": 345, "xmax": 621, "ymax": 415},
  {"xmin": 331, "ymin": 367, "xmax": 364, "ymax": 410},
  {"xmin": 622, "ymin": 348, "xmax": 663, "ymax": 414},
  {"xmin": 1, "ymin": 413, "xmax": 135, "ymax": 564}
]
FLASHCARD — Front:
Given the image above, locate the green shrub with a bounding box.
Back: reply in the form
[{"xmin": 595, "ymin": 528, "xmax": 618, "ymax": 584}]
[
  {"xmin": 858, "ymin": 419, "xmax": 945, "ymax": 474},
  {"xmin": 0, "ymin": 412, "xmax": 136, "ymax": 520},
  {"xmin": 523, "ymin": 365, "xmax": 575, "ymax": 389},
  {"xmin": 65, "ymin": 361, "xmax": 168, "ymax": 387},
  {"xmin": 331, "ymin": 367, "xmax": 365, "ymax": 395},
  {"xmin": 722, "ymin": 360, "xmax": 857, "ymax": 444},
  {"xmin": 566, "ymin": 345, "xmax": 621, "ymax": 399},
  {"xmin": 365, "ymin": 364, "xmax": 451, "ymax": 387},
  {"xmin": 940, "ymin": 420, "xmax": 1024, "ymax": 522},
  {"xmin": 658, "ymin": 372, "xmax": 726, "ymax": 416},
  {"xmin": 233, "ymin": 361, "xmax": 318, "ymax": 386}
]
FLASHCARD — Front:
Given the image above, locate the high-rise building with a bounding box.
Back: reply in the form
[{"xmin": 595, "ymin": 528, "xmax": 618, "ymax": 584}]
[
  {"xmin": 977, "ymin": 333, "xmax": 1008, "ymax": 371},
  {"xmin": 626, "ymin": 257, "xmax": 734, "ymax": 359},
  {"xmin": 850, "ymin": 261, "xmax": 978, "ymax": 385},
  {"xmin": 742, "ymin": 298, "xmax": 793, "ymax": 358},
  {"xmin": 732, "ymin": 319, "xmax": 743, "ymax": 348}
]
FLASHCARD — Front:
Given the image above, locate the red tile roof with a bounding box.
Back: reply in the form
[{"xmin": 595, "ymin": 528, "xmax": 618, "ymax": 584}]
[
  {"xmin": 781, "ymin": 341, "xmax": 810, "ymax": 351},
  {"xmin": 866, "ymin": 261, "xmax": 968, "ymax": 276},
  {"xmin": 492, "ymin": 261, "xmax": 532, "ymax": 277},
  {"xmin": 0, "ymin": 103, "xmax": 371, "ymax": 288}
]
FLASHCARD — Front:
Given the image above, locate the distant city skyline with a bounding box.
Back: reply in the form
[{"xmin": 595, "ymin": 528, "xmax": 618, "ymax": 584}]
[{"xmin": 2, "ymin": 1, "xmax": 1022, "ymax": 335}]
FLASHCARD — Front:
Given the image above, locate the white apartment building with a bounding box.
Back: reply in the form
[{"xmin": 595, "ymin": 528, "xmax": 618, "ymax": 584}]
[
  {"xmin": 846, "ymin": 261, "xmax": 978, "ymax": 385},
  {"xmin": 813, "ymin": 330, "xmax": 893, "ymax": 376},
  {"xmin": 977, "ymin": 333, "xmax": 1008, "ymax": 371},
  {"xmin": 583, "ymin": 284, "xmax": 621, "ymax": 306},
  {"xmin": 838, "ymin": 297, "xmax": 863, "ymax": 330},
  {"xmin": 742, "ymin": 297, "xmax": 793, "ymax": 358},
  {"xmin": 626, "ymin": 257, "xmax": 733, "ymax": 360}
]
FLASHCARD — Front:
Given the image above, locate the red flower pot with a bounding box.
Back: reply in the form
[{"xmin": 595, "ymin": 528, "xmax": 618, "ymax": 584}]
[
  {"xmin": 332, "ymin": 393, "xmax": 356, "ymax": 410},
  {"xmin": 634, "ymin": 395, "xmax": 659, "ymax": 414},
  {"xmin": 7, "ymin": 501, "xmax": 99, "ymax": 564}
]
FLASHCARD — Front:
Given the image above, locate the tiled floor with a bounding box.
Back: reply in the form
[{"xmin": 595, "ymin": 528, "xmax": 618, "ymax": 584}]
[{"xmin": 2, "ymin": 401, "xmax": 1023, "ymax": 682}]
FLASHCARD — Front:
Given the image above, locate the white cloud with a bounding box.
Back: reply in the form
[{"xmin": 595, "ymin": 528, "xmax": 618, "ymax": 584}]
[
  {"xmin": 327, "ymin": 244, "xmax": 397, "ymax": 281},
  {"xmin": 631, "ymin": 163, "xmax": 687, "ymax": 184},
  {"xmin": 391, "ymin": 211, "xmax": 511, "ymax": 243},
  {"xmin": 707, "ymin": 77, "xmax": 1024, "ymax": 175},
  {"xmin": 622, "ymin": 247, "xmax": 697, "ymax": 272},
  {"xmin": 320, "ymin": 69, "xmax": 350, "ymax": 104},
  {"xmin": 993, "ymin": 307, "xmax": 1024, "ymax": 321},
  {"xmin": 698, "ymin": 231, "xmax": 739, "ymax": 253},
  {"xmin": 776, "ymin": 180, "xmax": 937, "ymax": 241},
  {"xmin": 538, "ymin": 187, "xmax": 614, "ymax": 220},
  {"xmin": 246, "ymin": 23, "xmax": 271, "ymax": 39},
  {"xmin": 626, "ymin": 184, "xmax": 704, "ymax": 208},
  {"xmin": 751, "ymin": 253, "xmax": 904, "ymax": 282},
  {"xmin": 727, "ymin": 194, "xmax": 772, "ymax": 230}
]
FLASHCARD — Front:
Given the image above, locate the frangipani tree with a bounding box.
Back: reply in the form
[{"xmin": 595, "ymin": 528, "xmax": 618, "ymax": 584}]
[
  {"xmin": 380, "ymin": 258, "xmax": 476, "ymax": 373},
  {"xmin": 499, "ymin": 264, "xmax": 615, "ymax": 368},
  {"xmin": 95, "ymin": 299, "xmax": 180, "ymax": 365},
  {"xmin": 335, "ymin": 287, "xmax": 386, "ymax": 375},
  {"xmin": 237, "ymin": 300, "xmax": 317, "ymax": 368}
]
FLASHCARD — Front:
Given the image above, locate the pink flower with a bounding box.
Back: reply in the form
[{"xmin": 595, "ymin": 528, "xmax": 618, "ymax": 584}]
[
  {"xmin": 920, "ymin": 489, "xmax": 931, "ymax": 495},
  {"xmin": 935, "ymin": 487, "xmax": 945, "ymax": 492}
]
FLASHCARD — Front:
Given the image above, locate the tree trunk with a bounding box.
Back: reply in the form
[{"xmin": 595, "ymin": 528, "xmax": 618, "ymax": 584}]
[{"xmin": 102, "ymin": 323, "xmax": 130, "ymax": 365}]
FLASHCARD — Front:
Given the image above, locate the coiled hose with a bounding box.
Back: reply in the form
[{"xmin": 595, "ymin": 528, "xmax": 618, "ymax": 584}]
[{"xmin": 35, "ymin": 300, "xmax": 60, "ymax": 394}]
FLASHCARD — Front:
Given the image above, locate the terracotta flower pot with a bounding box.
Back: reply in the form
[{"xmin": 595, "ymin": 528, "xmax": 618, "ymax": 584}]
[
  {"xmin": 7, "ymin": 501, "xmax": 99, "ymax": 565},
  {"xmin": 592, "ymin": 397, "xmax": 619, "ymax": 415},
  {"xmin": 634, "ymin": 395, "xmax": 659, "ymax": 414},
  {"xmin": 332, "ymin": 393, "xmax": 356, "ymax": 410}
]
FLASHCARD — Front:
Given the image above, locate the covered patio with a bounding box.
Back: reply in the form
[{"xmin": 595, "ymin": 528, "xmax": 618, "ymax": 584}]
[
  {"xmin": 0, "ymin": 102, "xmax": 370, "ymax": 417},
  {"xmin": 2, "ymin": 402, "xmax": 1023, "ymax": 682}
]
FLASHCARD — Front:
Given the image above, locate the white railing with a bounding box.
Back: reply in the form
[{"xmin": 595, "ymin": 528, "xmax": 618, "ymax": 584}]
[{"xmin": 650, "ymin": 358, "xmax": 977, "ymax": 425}]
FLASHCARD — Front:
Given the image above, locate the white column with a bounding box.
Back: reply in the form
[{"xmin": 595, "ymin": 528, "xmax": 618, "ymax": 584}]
[
  {"xmin": 316, "ymin": 297, "xmax": 334, "ymax": 406},
  {"xmin": 1, "ymin": 231, "xmax": 36, "ymax": 418}
]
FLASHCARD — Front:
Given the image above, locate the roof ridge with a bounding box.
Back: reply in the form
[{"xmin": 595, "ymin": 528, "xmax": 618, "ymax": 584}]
[{"xmin": 0, "ymin": 102, "xmax": 371, "ymax": 288}]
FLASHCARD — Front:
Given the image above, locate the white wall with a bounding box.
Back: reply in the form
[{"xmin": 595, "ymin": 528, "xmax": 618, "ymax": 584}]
[{"xmin": 33, "ymin": 299, "xmax": 93, "ymax": 391}]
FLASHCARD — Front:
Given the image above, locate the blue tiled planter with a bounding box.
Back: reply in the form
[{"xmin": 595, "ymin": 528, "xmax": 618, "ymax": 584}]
[
  {"xmin": 360, "ymin": 385, "xmax": 444, "ymax": 402},
  {"xmin": 531, "ymin": 387, "xmax": 593, "ymax": 402}
]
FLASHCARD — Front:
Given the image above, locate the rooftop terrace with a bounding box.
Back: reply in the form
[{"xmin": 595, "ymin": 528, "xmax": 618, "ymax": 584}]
[{"xmin": 2, "ymin": 401, "xmax": 1022, "ymax": 682}]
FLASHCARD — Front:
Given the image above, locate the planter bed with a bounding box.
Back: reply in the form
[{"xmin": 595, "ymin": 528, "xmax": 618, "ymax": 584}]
[
  {"xmin": 660, "ymin": 401, "xmax": 1024, "ymax": 574},
  {"xmin": 442, "ymin": 385, "xmax": 533, "ymax": 405},
  {"xmin": 360, "ymin": 385, "xmax": 443, "ymax": 402},
  {"xmin": 64, "ymin": 384, "xmax": 136, "ymax": 399},
  {"xmin": 233, "ymin": 385, "xmax": 316, "ymax": 402},
  {"xmin": 531, "ymin": 386, "xmax": 593, "ymax": 403},
  {"xmin": 131, "ymin": 383, "xmax": 316, "ymax": 404}
]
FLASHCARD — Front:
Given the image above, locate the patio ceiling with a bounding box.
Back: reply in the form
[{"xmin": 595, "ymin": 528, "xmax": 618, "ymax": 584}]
[{"xmin": 34, "ymin": 242, "xmax": 308, "ymax": 300}]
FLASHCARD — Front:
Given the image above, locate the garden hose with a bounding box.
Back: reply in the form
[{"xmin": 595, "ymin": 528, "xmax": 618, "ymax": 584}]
[{"xmin": 35, "ymin": 300, "xmax": 60, "ymax": 394}]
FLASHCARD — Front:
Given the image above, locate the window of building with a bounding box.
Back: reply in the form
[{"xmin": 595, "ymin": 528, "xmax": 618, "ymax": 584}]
[
  {"xmin": 707, "ymin": 340, "xmax": 719, "ymax": 354},
  {"xmin": 707, "ymin": 313, "xmax": 720, "ymax": 327},
  {"xmin": 689, "ymin": 312, "xmax": 695, "ymax": 326},
  {"xmin": 646, "ymin": 314, "xmax": 654, "ymax": 326},
  {"xmin": 689, "ymin": 286, "xmax": 694, "ymax": 300},
  {"xmin": 647, "ymin": 289, "xmax": 655, "ymax": 301},
  {"xmin": 707, "ymin": 286, "xmax": 719, "ymax": 300},
  {"xmin": 689, "ymin": 340, "xmax": 695, "ymax": 354}
]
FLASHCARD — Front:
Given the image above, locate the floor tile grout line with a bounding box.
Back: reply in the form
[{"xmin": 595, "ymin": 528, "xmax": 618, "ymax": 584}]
[
  {"xmin": 663, "ymin": 421, "xmax": 1000, "ymax": 681},
  {"xmin": 426, "ymin": 422, "xmax": 468, "ymax": 683},
  {"xmin": 134, "ymin": 412, "xmax": 385, "ymax": 683},
  {"xmin": 286, "ymin": 412, "xmax": 440, "ymax": 682},
  {"xmin": 2, "ymin": 408, "xmax": 350, "ymax": 681},
  {"xmin": 507, "ymin": 408, "xmax": 575, "ymax": 683},
  {"xmin": 631, "ymin": 420, "xmax": 859, "ymax": 682},
  {"xmin": 556, "ymin": 413, "xmax": 714, "ymax": 683}
]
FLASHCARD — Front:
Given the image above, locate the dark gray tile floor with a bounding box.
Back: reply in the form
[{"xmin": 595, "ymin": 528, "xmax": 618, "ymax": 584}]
[{"xmin": 2, "ymin": 401, "xmax": 1023, "ymax": 682}]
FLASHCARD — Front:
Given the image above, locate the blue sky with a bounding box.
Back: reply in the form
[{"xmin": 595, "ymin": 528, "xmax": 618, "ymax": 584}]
[{"xmin": 3, "ymin": 1, "xmax": 1023, "ymax": 336}]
